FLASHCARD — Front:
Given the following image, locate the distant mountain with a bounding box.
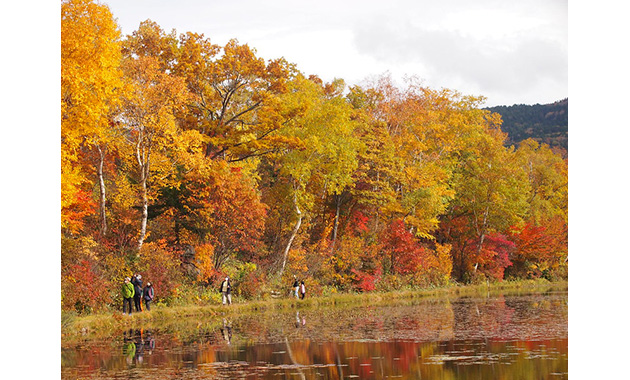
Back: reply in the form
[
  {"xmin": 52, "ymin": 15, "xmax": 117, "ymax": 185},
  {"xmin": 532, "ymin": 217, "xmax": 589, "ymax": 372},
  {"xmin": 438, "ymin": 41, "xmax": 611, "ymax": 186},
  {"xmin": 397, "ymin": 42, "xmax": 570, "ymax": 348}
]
[{"xmin": 485, "ymin": 99, "xmax": 568, "ymax": 151}]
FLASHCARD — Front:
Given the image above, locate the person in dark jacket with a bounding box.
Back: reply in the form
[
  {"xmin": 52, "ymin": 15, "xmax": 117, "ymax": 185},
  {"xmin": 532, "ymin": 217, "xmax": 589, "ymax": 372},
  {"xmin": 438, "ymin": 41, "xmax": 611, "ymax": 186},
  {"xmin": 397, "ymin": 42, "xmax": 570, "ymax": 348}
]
[
  {"xmin": 219, "ymin": 276, "xmax": 232, "ymax": 305},
  {"xmin": 143, "ymin": 282, "xmax": 154, "ymax": 311},
  {"xmin": 122, "ymin": 277, "xmax": 135, "ymax": 315},
  {"xmin": 293, "ymin": 275, "xmax": 300, "ymax": 298},
  {"xmin": 131, "ymin": 274, "xmax": 144, "ymax": 312},
  {"xmin": 292, "ymin": 275, "xmax": 299, "ymax": 298}
]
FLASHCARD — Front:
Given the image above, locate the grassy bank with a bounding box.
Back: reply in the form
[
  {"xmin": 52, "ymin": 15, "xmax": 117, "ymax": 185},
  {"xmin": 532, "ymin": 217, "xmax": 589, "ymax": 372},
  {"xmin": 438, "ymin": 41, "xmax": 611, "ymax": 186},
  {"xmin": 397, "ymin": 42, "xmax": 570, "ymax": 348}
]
[{"xmin": 62, "ymin": 279, "xmax": 567, "ymax": 342}]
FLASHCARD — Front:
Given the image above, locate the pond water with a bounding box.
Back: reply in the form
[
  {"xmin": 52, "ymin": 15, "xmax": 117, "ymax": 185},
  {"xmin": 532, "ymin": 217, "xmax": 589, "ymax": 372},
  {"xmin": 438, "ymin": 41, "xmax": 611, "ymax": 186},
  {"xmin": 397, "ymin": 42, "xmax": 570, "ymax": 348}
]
[{"xmin": 61, "ymin": 290, "xmax": 568, "ymax": 379}]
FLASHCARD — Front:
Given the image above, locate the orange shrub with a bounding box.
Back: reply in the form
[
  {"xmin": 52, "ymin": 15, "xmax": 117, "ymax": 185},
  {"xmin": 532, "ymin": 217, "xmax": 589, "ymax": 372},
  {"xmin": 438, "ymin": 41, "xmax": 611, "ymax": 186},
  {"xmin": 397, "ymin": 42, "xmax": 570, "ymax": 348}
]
[
  {"xmin": 412, "ymin": 243, "xmax": 453, "ymax": 287},
  {"xmin": 137, "ymin": 240, "xmax": 184, "ymax": 304},
  {"xmin": 62, "ymin": 258, "xmax": 111, "ymax": 314}
]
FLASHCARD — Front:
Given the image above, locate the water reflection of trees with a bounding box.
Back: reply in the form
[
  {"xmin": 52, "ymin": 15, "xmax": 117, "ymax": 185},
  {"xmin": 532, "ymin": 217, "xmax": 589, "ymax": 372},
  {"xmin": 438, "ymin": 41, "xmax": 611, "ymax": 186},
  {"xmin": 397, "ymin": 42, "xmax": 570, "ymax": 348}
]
[{"xmin": 61, "ymin": 294, "xmax": 568, "ymax": 379}]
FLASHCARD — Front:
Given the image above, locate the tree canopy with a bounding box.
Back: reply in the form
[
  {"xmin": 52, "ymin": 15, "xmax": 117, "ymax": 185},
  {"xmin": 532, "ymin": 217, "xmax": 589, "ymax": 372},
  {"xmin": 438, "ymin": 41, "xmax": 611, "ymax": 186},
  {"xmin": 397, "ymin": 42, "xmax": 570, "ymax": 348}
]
[{"xmin": 61, "ymin": 0, "xmax": 568, "ymax": 313}]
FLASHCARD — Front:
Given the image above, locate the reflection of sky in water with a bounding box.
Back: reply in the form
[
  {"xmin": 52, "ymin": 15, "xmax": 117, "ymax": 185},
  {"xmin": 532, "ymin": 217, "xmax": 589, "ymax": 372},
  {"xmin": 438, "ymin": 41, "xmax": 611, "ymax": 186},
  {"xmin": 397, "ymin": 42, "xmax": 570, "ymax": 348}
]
[{"xmin": 61, "ymin": 291, "xmax": 568, "ymax": 379}]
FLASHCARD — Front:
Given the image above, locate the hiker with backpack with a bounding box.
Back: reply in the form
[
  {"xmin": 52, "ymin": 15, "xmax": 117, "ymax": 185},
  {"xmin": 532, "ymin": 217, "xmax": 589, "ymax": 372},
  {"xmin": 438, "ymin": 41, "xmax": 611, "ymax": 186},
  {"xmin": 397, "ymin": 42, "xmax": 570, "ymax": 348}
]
[
  {"xmin": 131, "ymin": 274, "xmax": 144, "ymax": 312},
  {"xmin": 121, "ymin": 277, "xmax": 134, "ymax": 315},
  {"xmin": 143, "ymin": 282, "xmax": 154, "ymax": 311}
]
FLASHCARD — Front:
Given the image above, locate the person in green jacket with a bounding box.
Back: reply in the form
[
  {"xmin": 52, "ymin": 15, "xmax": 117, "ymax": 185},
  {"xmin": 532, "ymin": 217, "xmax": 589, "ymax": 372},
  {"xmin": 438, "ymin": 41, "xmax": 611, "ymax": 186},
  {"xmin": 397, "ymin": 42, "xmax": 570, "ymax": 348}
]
[{"xmin": 122, "ymin": 277, "xmax": 135, "ymax": 315}]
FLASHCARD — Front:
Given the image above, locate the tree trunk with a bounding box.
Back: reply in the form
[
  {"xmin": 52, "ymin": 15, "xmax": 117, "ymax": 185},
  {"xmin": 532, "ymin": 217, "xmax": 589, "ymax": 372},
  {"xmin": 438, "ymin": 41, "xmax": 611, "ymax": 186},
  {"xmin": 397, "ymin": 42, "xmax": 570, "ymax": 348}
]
[
  {"xmin": 213, "ymin": 242, "xmax": 228, "ymax": 271},
  {"xmin": 473, "ymin": 232, "xmax": 485, "ymax": 273},
  {"xmin": 459, "ymin": 241, "xmax": 468, "ymax": 280},
  {"xmin": 136, "ymin": 132, "xmax": 150, "ymax": 254},
  {"xmin": 473, "ymin": 205, "xmax": 489, "ymax": 274},
  {"xmin": 280, "ymin": 196, "xmax": 302, "ymax": 276},
  {"xmin": 330, "ymin": 194, "xmax": 341, "ymax": 254},
  {"xmin": 137, "ymin": 176, "xmax": 148, "ymax": 253},
  {"xmin": 174, "ymin": 218, "xmax": 180, "ymax": 245},
  {"xmin": 96, "ymin": 144, "xmax": 107, "ymax": 237}
]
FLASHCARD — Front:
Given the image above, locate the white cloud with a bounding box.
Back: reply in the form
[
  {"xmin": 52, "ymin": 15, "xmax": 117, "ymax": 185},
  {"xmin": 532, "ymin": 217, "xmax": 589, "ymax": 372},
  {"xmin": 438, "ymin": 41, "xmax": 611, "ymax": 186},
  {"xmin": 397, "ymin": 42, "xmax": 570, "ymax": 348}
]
[
  {"xmin": 353, "ymin": 22, "xmax": 566, "ymax": 105},
  {"xmin": 103, "ymin": 0, "xmax": 567, "ymax": 106}
]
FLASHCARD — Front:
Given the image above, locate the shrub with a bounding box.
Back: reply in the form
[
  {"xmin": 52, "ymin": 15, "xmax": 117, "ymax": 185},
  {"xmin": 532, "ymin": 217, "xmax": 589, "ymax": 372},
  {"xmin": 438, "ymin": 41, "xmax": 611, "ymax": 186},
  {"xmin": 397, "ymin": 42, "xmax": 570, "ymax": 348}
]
[
  {"xmin": 222, "ymin": 260, "xmax": 265, "ymax": 300},
  {"xmin": 136, "ymin": 240, "xmax": 184, "ymax": 305},
  {"xmin": 61, "ymin": 236, "xmax": 112, "ymax": 314},
  {"xmin": 379, "ymin": 219, "xmax": 425, "ymax": 275},
  {"xmin": 351, "ymin": 268, "xmax": 381, "ymax": 292},
  {"xmin": 412, "ymin": 243, "xmax": 453, "ymax": 287},
  {"xmin": 475, "ymin": 233, "xmax": 514, "ymax": 281},
  {"xmin": 375, "ymin": 273, "xmax": 404, "ymax": 292},
  {"xmin": 61, "ymin": 259, "xmax": 112, "ymax": 314}
]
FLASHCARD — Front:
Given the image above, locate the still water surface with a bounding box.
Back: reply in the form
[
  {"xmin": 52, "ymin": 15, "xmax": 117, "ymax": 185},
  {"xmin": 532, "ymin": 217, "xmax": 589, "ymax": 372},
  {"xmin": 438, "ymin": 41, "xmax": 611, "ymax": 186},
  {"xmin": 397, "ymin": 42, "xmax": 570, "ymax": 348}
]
[{"xmin": 62, "ymin": 291, "xmax": 567, "ymax": 379}]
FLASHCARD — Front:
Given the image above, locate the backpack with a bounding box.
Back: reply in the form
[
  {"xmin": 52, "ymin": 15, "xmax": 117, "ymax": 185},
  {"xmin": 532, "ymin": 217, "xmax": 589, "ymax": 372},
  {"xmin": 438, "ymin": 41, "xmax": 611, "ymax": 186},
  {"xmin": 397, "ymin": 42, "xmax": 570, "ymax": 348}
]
[{"xmin": 143, "ymin": 286, "xmax": 154, "ymax": 301}]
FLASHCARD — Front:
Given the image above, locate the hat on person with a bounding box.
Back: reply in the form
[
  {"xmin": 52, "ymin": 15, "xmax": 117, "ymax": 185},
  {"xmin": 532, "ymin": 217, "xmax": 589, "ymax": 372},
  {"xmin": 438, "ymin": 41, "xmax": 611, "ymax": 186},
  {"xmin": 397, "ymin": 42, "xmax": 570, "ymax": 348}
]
[
  {"xmin": 137, "ymin": 274, "xmax": 142, "ymax": 279},
  {"xmin": 147, "ymin": 282, "xmax": 151, "ymax": 286},
  {"xmin": 125, "ymin": 277, "xmax": 131, "ymax": 281}
]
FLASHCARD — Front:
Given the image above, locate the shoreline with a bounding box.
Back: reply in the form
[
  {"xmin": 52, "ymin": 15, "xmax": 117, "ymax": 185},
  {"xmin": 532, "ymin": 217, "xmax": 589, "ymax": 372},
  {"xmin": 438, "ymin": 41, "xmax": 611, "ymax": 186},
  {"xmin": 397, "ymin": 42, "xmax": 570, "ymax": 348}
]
[{"xmin": 62, "ymin": 279, "xmax": 567, "ymax": 342}]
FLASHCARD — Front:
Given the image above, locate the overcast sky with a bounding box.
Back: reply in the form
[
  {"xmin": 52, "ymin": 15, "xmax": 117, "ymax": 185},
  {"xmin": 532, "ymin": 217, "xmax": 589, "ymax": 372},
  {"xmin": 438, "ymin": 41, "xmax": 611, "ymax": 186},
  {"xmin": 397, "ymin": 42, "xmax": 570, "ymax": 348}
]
[{"xmin": 103, "ymin": 0, "xmax": 567, "ymax": 107}]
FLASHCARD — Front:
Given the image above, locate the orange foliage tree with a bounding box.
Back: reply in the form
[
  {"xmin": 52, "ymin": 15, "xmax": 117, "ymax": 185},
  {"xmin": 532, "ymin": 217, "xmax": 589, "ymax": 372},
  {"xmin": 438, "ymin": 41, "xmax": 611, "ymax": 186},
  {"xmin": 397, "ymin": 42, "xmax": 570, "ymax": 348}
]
[
  {"xmin": 378, "ymin": 219, "xmax": 452, "ymax": 286},
  {"xmin": 61, "ymin": 0, "xmax": 122, "ymax": 234},
  {"xmin": 173, "ymin": 35, "xmax": 297, "ymax": 162},
  {"xmin": 120, "ymin": 27, "xmax": 191, "ymax": 251},
  {"xmin": 171, "ymin": 161, "xmax": 267, "ymax": 274},
  {"xmin": 507, "ymin": 216, "xmax": 567, "ymax": 278}
]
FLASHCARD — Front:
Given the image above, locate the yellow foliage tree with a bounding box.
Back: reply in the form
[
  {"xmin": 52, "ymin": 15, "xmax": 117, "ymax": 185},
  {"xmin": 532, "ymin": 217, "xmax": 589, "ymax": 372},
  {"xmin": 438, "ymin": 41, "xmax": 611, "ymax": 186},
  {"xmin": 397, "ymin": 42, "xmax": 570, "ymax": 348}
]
[
  {"xmin": 61, "ymin": 0, "xmax": 122, "ymax": 232},
  {"xmin": 174, "ymin": 37, "xmax": 296, "ymax": 162},
  {"xmin": 120, "ymin": 53, "xmax": 190, "ymax": 251}
]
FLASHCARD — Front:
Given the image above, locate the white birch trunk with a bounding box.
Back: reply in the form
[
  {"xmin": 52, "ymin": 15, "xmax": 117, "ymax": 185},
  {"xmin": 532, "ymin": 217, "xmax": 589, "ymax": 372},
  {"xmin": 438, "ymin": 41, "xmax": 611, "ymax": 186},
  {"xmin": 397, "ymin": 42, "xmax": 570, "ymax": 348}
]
[
  {"xmin": 137, "ymin": 177, "xmax": 148, "ymax": 252},
  {"xmin": 473, "ymin": 205, "xmax": 489, "ymax": 273},
  {"xmin": 136, "ymin": 131, "xmax": 150, "ymax": 253},
  {"xmin": 280, "ymin": 196, "xmax": 302, "ymax": 276},
  {"xmin": 96, "ymin": 144, "xmax": 107, "ymax": 236}
]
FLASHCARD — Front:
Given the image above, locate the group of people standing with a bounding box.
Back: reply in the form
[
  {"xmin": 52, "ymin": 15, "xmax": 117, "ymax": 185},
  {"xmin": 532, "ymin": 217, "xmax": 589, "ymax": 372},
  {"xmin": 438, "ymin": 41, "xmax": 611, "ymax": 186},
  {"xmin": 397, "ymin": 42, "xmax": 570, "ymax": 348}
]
[
  {"xmin": 292, "ymin": 276, "xmax": 306, "ymax": 299},
  {"xmin": 121, "ymin": 274, "xmax": 155, "ymax": 315},
  {"xmin": 217, "ymin": 275, "xmax": 306, "ymax": 306},
  {"xmin": 122, "ymin": 273, "xmax": 306, "ymax": 313}
]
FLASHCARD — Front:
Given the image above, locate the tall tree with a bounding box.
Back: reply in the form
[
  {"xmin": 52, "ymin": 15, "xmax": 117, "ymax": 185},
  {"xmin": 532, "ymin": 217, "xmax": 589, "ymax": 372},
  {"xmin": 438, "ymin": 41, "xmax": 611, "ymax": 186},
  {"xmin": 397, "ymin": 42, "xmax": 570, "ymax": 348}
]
[
  {"xmin": 61, "ymin": 0, "xmax": 122, "ymax": 234},
  {"xmin": 348, "ymin": 76, "xmax": 476, "ymax": 239},
  {"xmin": 444, "ymin": 129, "xmax": 530, "ymax": 280},
  {"xmin": 120, "ymin": 34, "xmax": 190, "ymax": 251},
  {"xmin": 264, "ymin": 75, "xmax": 362, "ymax": 275},
  {"xmin": 507, "ymin": 139, "xmax": 568, "ymax": 277},
  {"xmin": 514, "ymin": 139, "xmax": 568, "ymax": 224},
  {"xmin": 174, "ymin": 36, "xmax": 297, "ymax": 162},
  {"xmin": 172, "ymin": 161, "xmax": 267, "ymax": 271}
]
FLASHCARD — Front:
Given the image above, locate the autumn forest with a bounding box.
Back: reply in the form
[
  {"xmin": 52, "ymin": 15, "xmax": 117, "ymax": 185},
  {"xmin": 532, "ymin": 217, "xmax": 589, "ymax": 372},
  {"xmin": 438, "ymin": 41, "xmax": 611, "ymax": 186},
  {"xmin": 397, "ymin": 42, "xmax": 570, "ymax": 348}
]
[{"xmin": 61, "ymin": 0, "xmax": 568, "ymax": 314}]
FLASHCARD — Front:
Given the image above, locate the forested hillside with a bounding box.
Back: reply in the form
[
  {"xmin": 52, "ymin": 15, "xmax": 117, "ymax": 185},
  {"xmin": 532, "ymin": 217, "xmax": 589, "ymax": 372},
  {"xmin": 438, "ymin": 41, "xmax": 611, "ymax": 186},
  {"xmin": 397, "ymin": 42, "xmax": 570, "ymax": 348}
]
[
  {"xmin": 61, "ymin": 0, "xmax": 568, "ymax": 314},
  {"xmin": 486, "ymin": 99, "xmax": 568, "ymax": 152}
]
